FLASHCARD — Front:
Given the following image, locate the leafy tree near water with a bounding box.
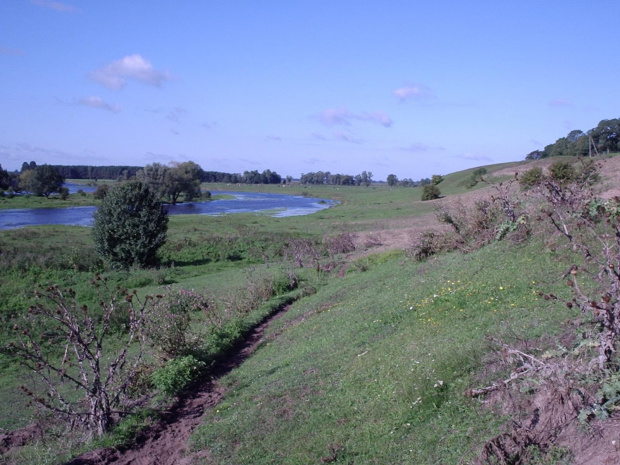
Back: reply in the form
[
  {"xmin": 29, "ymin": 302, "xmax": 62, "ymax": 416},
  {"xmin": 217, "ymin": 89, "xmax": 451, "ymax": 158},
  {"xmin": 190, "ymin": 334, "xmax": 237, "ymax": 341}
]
[
  {"xmin": 19, "ymin": 164, "xmax": 65, "ymax": 197},
  {"xmin": 136, "ymin": 161, "xmax": 203, "ymax": 204},
  {"xmin": 93, "ymin": 181, "xmax": 168, "ymax": 269}
]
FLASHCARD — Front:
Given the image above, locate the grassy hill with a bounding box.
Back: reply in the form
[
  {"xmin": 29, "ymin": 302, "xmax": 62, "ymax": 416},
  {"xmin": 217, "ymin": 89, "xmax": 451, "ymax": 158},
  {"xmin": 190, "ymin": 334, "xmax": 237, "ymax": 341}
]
[{"xmin": 2, "ymin": 154, "xmax": 620, "ymax": 464}]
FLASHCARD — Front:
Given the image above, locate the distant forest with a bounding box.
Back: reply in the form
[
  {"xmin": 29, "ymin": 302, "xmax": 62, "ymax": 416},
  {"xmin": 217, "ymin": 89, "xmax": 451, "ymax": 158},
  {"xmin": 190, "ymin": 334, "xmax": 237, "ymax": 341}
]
[
  {"xmin": 49, "ymin": 164, "xmax": 283, "ymax": 184},
  {"xmin": 526, "ymin": 117, "xmax": 619, "ymax": 160}
]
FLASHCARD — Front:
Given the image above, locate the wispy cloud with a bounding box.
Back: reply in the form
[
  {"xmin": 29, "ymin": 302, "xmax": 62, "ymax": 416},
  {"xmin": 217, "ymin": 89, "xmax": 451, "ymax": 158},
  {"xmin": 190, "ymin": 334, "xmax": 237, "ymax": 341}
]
[
  {"xmin": 333, "ymin": 131, "xmax": 362, "ymax": 144},
  {"xmin": 317, "ymin": 107, "xmax": 392, "ymax": 127},
  {"xmin": 400, "ymin": 142, "xmax": 445, "ymax": 152},
  {"xmin": 548, "ymin": 99, "xmax": 573, "ymax": 107},
  {"xmin": 89, "ymin": 54, "xmax": 172, "ymax": 90},
  {"xmin": 455, "ymin": 152, "xmax": 493, "ymax": 162},
  {"xmin": 31, "ymin": 0, "xmax": 78, "ymax": 13},
  {"xmin": 202, "ymin": 121, "xmax": 217, "ymax": 130},
  {"xmin": 311, "ymin": 132, "xmax": 327, "ymax": 141},
  {"xmin": 0, "ymin": 46, "xmax": 24, "ymax": 56},
  {"xmin": 393, "ymin": 83, "xmax": 434, "ymax": 102},
  {"xmin": 78, "ymin": 96, "xmax": 120, "ymax": 113},
  {"xmin": 167, "ymin": 107, "xmax": 187, "ymax": 123},
  {"xmin": 266, "ymin": 135, "xmax": 282, "ymax": 141}
]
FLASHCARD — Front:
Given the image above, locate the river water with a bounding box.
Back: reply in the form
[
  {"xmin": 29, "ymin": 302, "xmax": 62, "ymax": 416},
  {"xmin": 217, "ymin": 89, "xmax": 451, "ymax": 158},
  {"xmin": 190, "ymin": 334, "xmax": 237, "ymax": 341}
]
[{"xmin": 0, "ymin": 190, "xmax": 337, "ymax": 230}]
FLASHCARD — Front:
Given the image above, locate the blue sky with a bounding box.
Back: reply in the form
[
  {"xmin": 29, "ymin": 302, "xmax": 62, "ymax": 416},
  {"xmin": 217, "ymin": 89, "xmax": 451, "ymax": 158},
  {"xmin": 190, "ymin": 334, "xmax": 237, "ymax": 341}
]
[{"xmin": 1, "ymin": 1, "xmax": 618, "ymax": 181}]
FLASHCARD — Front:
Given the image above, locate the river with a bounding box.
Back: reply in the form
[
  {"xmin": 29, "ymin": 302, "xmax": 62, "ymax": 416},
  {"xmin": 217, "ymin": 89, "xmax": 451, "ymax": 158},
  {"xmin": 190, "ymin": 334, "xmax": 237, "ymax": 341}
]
[{"xmin": 0, "ymin": 190, "xmax": 337, "ymax": 230}]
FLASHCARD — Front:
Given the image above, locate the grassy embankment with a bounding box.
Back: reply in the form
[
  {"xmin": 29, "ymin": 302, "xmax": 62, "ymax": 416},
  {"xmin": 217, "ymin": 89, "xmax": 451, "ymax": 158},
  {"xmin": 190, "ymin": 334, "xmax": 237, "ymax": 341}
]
[{"xmin": 0, "ymin": 159, "xmax": 588, "ymax": 463}]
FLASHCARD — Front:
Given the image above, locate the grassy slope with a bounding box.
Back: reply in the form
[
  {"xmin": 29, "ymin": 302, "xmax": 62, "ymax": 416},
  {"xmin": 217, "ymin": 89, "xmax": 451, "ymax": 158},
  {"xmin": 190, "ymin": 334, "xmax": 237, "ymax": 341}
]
[{"xmin": 187, "ymin": 239, "xmax": 574, "ymax": 464}]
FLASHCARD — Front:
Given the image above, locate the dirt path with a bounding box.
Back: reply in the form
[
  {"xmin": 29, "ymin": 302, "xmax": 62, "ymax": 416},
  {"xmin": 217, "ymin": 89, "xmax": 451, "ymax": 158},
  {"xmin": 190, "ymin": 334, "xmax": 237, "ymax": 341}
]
[{"xmin": 67, "ymin": 305, "xmax": 290, "ymax": 465}]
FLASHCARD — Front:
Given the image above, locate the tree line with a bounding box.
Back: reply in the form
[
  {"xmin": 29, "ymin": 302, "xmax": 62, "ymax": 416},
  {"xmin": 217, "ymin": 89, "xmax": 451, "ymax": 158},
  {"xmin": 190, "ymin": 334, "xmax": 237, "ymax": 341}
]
[
  {"xmin": 0, "ymin": 160, "xmax": 286, "ymax": 204},
  {"xmin": 300, "ymin": 171, "xmax": 373, "ymax": 186},
  {"xmin": 526, "ymin": 117, "xmax": 620, "ymax": 160}
]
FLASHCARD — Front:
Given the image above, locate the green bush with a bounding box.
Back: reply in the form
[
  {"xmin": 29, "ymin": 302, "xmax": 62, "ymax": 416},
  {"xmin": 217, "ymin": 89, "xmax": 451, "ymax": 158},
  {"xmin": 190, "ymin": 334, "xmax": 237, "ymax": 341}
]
[
  {"xmin": 519, "ymin": 166, "xmax": 543, "ymax": 189},
  {"xmin": 421, "ymin": 184, "xmax": 441, "ymax": 201},
  {"xmin": 93, "ymin": 184, "xmax": 110, "ymax": 200},
  {"xmin": 466, "ymin": 168, "xmax": 487, "ymax": 188},
  {"xmin": 93, "ymin": 181, "xmax": 168, "ymax": 269},
  {"xmin": 549, "ymin": 160, "xmax": 575, "ymax": 183},
  {"xmin": 151, "ymin": 355, "xmax": 206, "ymax": 396}
]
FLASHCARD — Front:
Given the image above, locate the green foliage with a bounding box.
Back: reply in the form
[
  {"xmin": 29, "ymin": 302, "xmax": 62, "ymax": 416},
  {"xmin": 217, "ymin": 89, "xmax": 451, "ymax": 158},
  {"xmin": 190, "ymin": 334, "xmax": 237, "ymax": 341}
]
[
  {"xmin": 151, "ymin": 355, "xmax": 206, "ymax": 396},
  {"xmin": 137, "ymin": 161, "xmax": 203, "ymax": 204},
  {"xmin": 93, "ymin": 184, "xmax": 110, "ymax": 200},
  {"xmin": 421, "ymin": 184, "xmax": 441, "ymax": 201},
  {"xmin": 548, "ymin": 160, "xmax": 575, "ymax": 182},
  {"xmin": 465, "ymin": 167, "xmax": 487, "ymax": 188},
  {"xmin": 20, "ymin": 164, "xmax": 65, "ymax": 197},
  {"xmin": 431, "ymin": 174, "xmax": 444, "ymax": 185},
  {"xmin": 386, "ymin": 174, "xmax": 398, "ymax": 186},
  {"xmin": 519, "ymin": 166, "xmax": 543, "ymax": 189},
  {"xmin": 58, "ymin": 186, "xmax": 69, "ymax": 200},
  {"xmin": 93, "ymin": 181, "xmax": 168, "ymax": 269}
]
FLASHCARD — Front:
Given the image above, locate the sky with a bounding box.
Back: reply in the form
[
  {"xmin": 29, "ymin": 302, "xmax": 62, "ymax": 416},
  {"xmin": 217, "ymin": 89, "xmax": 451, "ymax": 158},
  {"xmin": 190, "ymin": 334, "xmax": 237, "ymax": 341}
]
[{"xmin": 1, "ymin": 1, "xmax": 619, "ymax": 181}]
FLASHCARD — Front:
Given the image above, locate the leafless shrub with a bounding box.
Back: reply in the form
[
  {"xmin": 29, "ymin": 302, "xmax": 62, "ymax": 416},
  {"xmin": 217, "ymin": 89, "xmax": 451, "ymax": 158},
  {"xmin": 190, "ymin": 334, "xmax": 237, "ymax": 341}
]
[
  {"xmin": 2, "ymin": 277, "xmax": 153, "ymax": 437},
  {"xmin": 525, "ymin": 162, "xmax": 620, "ymax": 370},
  {"xmin": 363, "ymin": 232, "xmax": 383, "ymax": 249},
  {"xmin": 436, "ymin": 177, "xmax": 529, "ymax": 252},
  {"xmin": 406, "ymin": 229, "xmax": 453, "ymax": 261},
  {"xmin": 283, "ymin": 238, "xmax": 321, "ymax": 269},
  {"xmin": 323, "ymin": 231, "xmax": 356, "ymax": 256}
]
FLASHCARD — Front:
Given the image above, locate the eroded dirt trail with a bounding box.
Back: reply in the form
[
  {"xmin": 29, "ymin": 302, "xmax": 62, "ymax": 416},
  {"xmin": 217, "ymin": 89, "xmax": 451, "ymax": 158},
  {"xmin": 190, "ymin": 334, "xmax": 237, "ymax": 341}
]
[{"xmin": 68, "ymin": 306, "xmax": 290, "ymax": 465}]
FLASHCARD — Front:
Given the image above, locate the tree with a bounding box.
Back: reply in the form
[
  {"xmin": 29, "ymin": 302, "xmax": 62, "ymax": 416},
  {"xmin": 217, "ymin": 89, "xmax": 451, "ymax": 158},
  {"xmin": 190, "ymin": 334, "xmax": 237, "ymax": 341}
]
[
  {"xmin": 0, "ymin": 164, "xmax": 11, "ymax": 190},
  {"xmin": 20, "ymin": 164, "xmax": 65, "ymax": 197},
  {"xmin": 387, "ymin": 174, "xmax": 398, "ymax": 187},
  {"xmin": 164, "ymin": 161, "xmax": 203, "ymax": 204},
  {"xmin": 421, "ymin": 184, "xmax": 441, "ymax": 201},
  {"xmin": 93, "ymin": 181, "xmax": 168, "ymax": 269},
  {"xmin": 431, "ymin": 174, "xmax": 444, "ymax": 185},
  {"xmin": 136, "ymin": 162, "xmax": 169, "ymax": 200}
]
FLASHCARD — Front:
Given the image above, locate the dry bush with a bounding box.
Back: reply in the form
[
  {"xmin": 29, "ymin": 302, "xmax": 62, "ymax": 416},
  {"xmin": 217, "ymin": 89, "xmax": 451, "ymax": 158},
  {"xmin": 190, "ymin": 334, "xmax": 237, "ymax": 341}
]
[
  {"xmin": 322, "ymin": 231, "xmax": 356, "ymax": 256},
  {"xmin": 144, "ymin": 288, "xmax": 211, "ymax": 361},
  {"xmin": 2, "ymin": 277, "xmax": 153, "ymax": 437},
  {"xmin": 525, "ymin": 162, "xmax": 620, "ymax": 370},
  {"xmin": 406, "ymin": 229, "xmax": 453, "ymax": 262}
]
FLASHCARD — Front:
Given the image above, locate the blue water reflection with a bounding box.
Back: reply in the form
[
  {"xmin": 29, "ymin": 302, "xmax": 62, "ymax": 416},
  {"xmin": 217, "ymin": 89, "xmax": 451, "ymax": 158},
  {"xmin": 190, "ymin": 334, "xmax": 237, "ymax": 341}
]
[{"xmin": 0, "ymin": 191, "xmax": 337, "ymax": 230}]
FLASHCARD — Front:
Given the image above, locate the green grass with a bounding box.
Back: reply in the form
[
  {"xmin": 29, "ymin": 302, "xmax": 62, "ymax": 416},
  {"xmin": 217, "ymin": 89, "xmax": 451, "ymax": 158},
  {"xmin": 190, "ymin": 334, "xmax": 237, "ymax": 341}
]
[
  {"xmin": 188, "ymin": 239, "xmax": 575, "ymax": 464},
  {"xmin": 0, "ymin": 157, "xmax": 592, "ymax": 461}
]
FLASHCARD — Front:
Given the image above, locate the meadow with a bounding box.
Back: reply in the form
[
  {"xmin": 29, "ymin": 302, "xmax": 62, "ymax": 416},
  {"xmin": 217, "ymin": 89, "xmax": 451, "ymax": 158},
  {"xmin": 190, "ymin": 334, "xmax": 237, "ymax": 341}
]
[{"xmin": 1, "ymin": 157, "xmax": 618, "ymax": 464}]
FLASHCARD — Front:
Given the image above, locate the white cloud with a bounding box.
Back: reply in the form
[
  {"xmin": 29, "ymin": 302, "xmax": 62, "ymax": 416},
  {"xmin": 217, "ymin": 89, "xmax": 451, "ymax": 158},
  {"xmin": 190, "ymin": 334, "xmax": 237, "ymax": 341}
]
[
  {"xmin": 89, "ymin": 54, "xmax": 172, "ymax": 90},
  {"xmin": 393, "ymin": 84, "xmax": 434, "ymax": 102},
  {"xmin": 31, "ymin": 0, "xmax": 77, "ymax": 13},
  {"xmin": 78, "ymin": 96, "xmax": 120, "ymax": 113},
  {"xmin": 318, "ymin": 106, "xmax": 392, "ymax": 127}
]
